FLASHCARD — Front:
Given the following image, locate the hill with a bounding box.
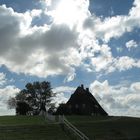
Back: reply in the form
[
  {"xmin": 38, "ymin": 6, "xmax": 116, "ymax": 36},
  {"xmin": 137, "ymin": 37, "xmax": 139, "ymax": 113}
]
[
  {"xmin": 66, "ymin": 115, "xmax": 140, "ymax": 140},
  {"xmin": 0, "ymin": 115, "xmax": 140, "ymax": 140},
  {"xmin": 0, "ymin": 116, "xmax": 70, "ymax": 140}
]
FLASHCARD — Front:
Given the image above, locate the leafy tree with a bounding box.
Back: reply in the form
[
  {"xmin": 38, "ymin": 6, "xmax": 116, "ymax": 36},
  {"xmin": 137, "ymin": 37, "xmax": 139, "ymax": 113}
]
[
  {"xmin": 48, "ymin": 103, "xmax": 56, "ymax": 114},
  {"xmin": 55, "ymin": 103, "xmax": 68, "ymax": 115},
  {"xmin": 8, "ymin": 81, "xmax": 55, "ymax": 115},
  {"xmin": 16, "ymin": 101, "xmax": 31, "ymax": 115},
  {"xmin": 7, "ymin": 97, "xmax": 16, "ymax": 109}
]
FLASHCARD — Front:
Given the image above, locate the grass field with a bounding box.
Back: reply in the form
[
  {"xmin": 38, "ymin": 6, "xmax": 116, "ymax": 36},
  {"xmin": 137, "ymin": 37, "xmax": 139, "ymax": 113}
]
[
  {"xmin": 0, "ymin": 116, "xmax": 70, "ymax": 140},
  {"xmin": 0, "ymin": 115, "xmax": 140, "ymax": 140},
  {"xmin": 66, "ymin": 115, "xmax": 140, "ymax": 140}
]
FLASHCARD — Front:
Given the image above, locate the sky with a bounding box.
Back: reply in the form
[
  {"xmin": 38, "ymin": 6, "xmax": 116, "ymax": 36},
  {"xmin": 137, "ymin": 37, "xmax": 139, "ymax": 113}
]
[{"xmin": 0, "ymin": 0, "xmax": 140, "ymax": 117}]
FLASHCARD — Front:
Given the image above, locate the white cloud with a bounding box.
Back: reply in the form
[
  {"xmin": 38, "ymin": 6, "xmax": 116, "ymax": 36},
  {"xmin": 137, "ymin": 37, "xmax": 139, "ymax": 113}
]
[
  {"xmin": 78, "ymin": 0, "xmax": 140, "ymax": 75},
  {"xmin": 51, "ymin": 92, "xmax": 68, "ymax": 107},
  {"xmin": 0, "ymin": 4, "xmax": 80, "ymax": 79},
  {"xmin": 53, "ymin": 86, "xmax": 75, "ymax": 93},
  {"xmin": 96, "ymin": 16, "xmax": 127, "ymax": 42},
  {"xmin": 126, "ymin": 40, "xmax": 138, "ymax": 51},
  {"xmin": 64, "ymin": 70, "xmax": 76, "ymax": 82},
  {"xmin": 43, "ymin": 0, "xmax": 90, "ymax": 28},
  {"xmin": 114, "ymin": 56, "xmax": 135, "ymax": 71},
  {"xmin": 0, "ymin": 107, "xmax": 15, "ymax": 116},
  {"xmin": 114, "ymin": 56, "xmax": 140, "ymax": 71},
  {"xmin": 0, "ymin": 0, "xmax": 140, "ymax": 81},
  {"xmin": 0, "ymin": 73, "xmax": 19, "ymax": 116},
  {"xmin": 0, "ymin": 0, "xmax": 89, "ymax": 81},
  {"xmin": 30, "ymin": 9, "xmax": 42, "ymax": 17},
  {"xmin": 84, "ymin": 48, "xmax": 140, "ymax": 74},
  {"xmin": 52, "ymin": 86, "xmax": 75, "ymax": 106},
  {"xmin": 89, "ymin": 80, "xmax": 140, "ymax": 117},
  {"xmin": 90, "ymin": 44, "xmax": 114, "ymax": 72},
  {"xmin": 0, "ymin": 86, "xmax": 19, "ymax": 102},
  {"xmin": 130, "ymin": 82, "xmax": 140, "ymax": 92},
  {"xmin": 83, "ymin": 0, "xmax": 140, "ymax": 42}
]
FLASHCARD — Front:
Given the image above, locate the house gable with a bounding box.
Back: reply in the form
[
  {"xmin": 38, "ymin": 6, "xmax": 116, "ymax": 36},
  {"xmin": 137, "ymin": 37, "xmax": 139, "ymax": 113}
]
[{"xmin": 56, "ymin": 84, "xmax": 108, "ymax": 116}]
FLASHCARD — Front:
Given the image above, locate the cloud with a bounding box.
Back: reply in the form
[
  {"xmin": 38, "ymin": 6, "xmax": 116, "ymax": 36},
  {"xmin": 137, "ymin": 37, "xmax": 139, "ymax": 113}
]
[
  {"xmin": 43, "ymin": 0, "xmax": 90, "ymax": 27},
  {"xmin": 0, "ymin": 0, "xmax": 140, "ymax": 81},
  {"xmin": 51, "ymin": 92, "xmax": 68, "ymax": 107},
  {"xmin": 131, "ymin": 82, "xmax": 140, "ymax": 92},
  {"xmin": 30, "ymin": 9, "xmax": 42, "ymax": 17},
  {"xmin": 83, "ymin": 45, "xmax": 140, "ymax": 74},
  {"xmin": 53, "ymin": 86, "xmax": 75, "ymax": 93},
  {"xmin": 0, "ymin": 86, "xmax": 19, "ymax": 103},
  {"xmin": 90, "ymin": 44, "xmax": 114, "ymax": 72},
  {"xmin": 89, "ymin": 80, "xmax": 140, "ymax": 117},
  {"xmin": 84, "ymin": 0, "xmax": 140, "ymax": 42},
  {"xmin": 64, "ymin": 69, "xmax": 76, "ymax": 82},
  {"xmin": 80, "ymin": 0, "xmax": 140, "ymax": 75},
  {"xmin": 0, "ymin": 73, "xmax": 19, "ymax": 116},
  {"xmin": 0, "ymin": 85, "xmax": 19, "ymax": 116},
  {"xmin": 0, "ymin": 4, "xmax": 80, "ymax": 79},
  {"xmin": 52, "ymin": 86, "xmax": 75, "ymax": 106},
  {"xmin": 113, "ymin": 56, "xmax": 140, "ymax": 72},
  {"xmin": 126, "ymin": 40, "xmax": 138, "ymax": 51}
]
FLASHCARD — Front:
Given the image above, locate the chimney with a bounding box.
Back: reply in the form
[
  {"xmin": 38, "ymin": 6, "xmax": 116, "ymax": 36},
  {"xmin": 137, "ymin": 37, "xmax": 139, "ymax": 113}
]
[
  {"xmin": 86, "ymin": 88, "xmax": 89, "ymax": 92},
  {"xmin": 81, "ymin": 84, "xmax": 84, "ymax": 89}
]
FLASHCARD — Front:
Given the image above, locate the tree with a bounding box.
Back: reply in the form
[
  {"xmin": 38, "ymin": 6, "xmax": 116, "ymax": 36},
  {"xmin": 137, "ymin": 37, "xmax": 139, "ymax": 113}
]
[
  {"xmin": 7, "ymin": 97, "xmax": 16, "ymax": 109},
  {"xmin": 48, "ymin": 103, "xmax": 56, "ymax": 114},
  {"xmin": 16, "ymin": 101, "xmax": 31, "ymax": 115},
  {"xmin": 55, "ymin": 103, "xmax": 68, "ymax": 115},
  {"xmin": 8, "ymin": 81, "xmax": 55, "ymax": 115}
]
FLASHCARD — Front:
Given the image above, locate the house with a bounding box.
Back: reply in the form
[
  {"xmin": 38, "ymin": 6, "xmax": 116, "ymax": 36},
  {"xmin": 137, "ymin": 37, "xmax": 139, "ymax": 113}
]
[{"xmin": 56, "ymin": 84, "xmax": 108, "ymax": 116}]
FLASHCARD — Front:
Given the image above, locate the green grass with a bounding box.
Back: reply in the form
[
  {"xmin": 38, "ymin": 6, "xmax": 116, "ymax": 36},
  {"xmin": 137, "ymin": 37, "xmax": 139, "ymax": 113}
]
[
  {"xmin": 0, "ymin": 115, "xmax": 140, "ymax": 140},
  {"xmin": 0, "ymin": 116, "xmax": 44, "ymax": 126},
  {"xmin": 66, "ymin": 116, "xmax": 140, "ymax": 140},
  {"xmin": 0, "ymin": 116, "xmax": 70, "ymax": 140}
]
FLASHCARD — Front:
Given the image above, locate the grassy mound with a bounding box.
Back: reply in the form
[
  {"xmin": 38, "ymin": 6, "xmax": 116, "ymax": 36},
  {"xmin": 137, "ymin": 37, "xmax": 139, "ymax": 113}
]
[
  {"xmin": 0, "ymin": 116, "xmax": 70, "ymax": 140},
  {"xmin": 0, "ymin": 115, "xmax": 140, "ymax": 140},
  {"xmin": 66, "ymin": 115, "xmax": 140, "ymax": 140}
]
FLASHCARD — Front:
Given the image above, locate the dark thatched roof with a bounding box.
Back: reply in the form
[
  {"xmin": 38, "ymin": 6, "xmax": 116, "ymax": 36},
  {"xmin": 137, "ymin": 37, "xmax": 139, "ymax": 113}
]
[{"xmin": 56, "ymin": 85, "xmax": 108, "ymax": 116}]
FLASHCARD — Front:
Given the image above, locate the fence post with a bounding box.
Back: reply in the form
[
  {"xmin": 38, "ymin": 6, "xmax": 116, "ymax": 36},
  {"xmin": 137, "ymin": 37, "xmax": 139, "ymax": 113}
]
[
  {"xmin": 62, "ymin": 116, "xmax": 90, "ymax": 140},
  {"xmin": 59, "ymin": 115, "xmax": 64, "ymax": 130}
]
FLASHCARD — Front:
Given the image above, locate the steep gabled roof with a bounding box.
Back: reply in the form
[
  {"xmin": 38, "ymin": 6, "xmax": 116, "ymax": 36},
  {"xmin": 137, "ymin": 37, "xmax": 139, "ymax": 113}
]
[{"xmin": 66, "ymin": 85, "xmax": 108, "ymax": 116}]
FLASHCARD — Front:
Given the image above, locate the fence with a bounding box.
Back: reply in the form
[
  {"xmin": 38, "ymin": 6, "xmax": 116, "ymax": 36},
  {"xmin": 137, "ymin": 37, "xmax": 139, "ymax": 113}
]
[
  {"xmin": 44, "ymin": 112, "xmax": 90, "ymax": 140},
  {"xmin": 60, "ymin": 115, "xmax": 90, "ymax": 140},
  {"xmin": 44, "ymin": 112, "xmax": 56, "ymax": 121}
]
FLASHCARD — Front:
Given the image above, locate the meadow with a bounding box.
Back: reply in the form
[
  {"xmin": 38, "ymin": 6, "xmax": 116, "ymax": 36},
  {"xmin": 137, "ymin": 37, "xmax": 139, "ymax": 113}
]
[
  {"xmin": 66, "ymin": 115, "xmax": 140, "ymax": 140},
  {"xmin": 0, "ymin": 116, "xmax": 70, "ymax": 140},
  {"xmin": 0, "ymin": 115, "xmax": 140, "ymax": 140}
]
